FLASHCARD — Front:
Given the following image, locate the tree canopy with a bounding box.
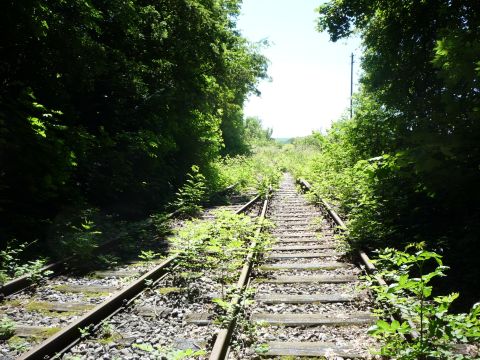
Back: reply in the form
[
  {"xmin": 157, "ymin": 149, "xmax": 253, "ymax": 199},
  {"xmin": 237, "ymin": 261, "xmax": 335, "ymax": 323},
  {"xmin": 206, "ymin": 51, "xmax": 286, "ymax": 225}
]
[
  {"xmin": 0, "ymin": 0, "xmax": 267, "ymax": 245},
  {"xmin": 316, "ymin": 0, "xmax": 480, "ymax": 309}
]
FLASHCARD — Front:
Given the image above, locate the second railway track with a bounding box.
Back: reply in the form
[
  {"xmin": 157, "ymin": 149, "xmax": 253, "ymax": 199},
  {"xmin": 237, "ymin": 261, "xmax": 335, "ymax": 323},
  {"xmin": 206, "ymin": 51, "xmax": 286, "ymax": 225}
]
[
  {"xmin": 1, "ymin": 174, "xmax": 381, "ymax": 359},
  {"xmin": 0, "ymin": 193, "xmax": 261, "ymax": 359}
]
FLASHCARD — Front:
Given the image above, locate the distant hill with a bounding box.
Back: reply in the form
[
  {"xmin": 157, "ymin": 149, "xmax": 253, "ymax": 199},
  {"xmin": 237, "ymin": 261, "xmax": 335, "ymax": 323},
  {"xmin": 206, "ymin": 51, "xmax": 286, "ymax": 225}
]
[{"xmin": 274, "ymin": 138, "xmax": 293, "ymax": 144}]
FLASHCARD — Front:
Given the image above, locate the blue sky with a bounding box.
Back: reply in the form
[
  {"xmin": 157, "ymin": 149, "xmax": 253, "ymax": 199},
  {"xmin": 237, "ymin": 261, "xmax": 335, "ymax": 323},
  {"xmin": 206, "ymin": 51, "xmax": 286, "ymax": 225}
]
[{"xmin": 237, "ymin": 0, "xmax": 362, "ymax": 138}]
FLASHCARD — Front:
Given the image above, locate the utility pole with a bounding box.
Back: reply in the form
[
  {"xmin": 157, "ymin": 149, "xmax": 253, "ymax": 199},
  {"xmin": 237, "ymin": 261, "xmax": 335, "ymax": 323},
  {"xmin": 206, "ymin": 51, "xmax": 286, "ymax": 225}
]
[{"xmin": 350, "ymin": 52, "xmax": 354, "ymax": 119}]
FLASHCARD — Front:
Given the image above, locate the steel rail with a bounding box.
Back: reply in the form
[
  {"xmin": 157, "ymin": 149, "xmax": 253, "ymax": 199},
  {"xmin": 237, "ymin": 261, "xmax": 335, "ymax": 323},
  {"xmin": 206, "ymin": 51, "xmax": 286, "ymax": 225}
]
[
  {"xmin": 18, "ymin": 256, "xmax": 178, "ymax": 360},
  {"xmin": 1, "ymin": 233, "xmax": 147, "ymax": 297},
  {"xmin": 17, "ymin": 193, "xmax": 261, "ymax": 360},
  {"xmin": 298, "ymin": 179, "xmax": 379, "ymax": 274},
  {"xmin": 1, "ymin": 185, "xmax": 241, "ymax": 297},
  {"xmin": 209, "ymin": 197, "xmax": 269, "ymax": 360},
  {"xmin": 1, "ymin": 236, "xmax": 121, "ymax": 297},
  {"xmin": 297, "ymin": 178, "xmax": 419, "ymax": 338},
  {"xmin": 1, "ymin": 260, "xmax": 65, "ymax": 297}
]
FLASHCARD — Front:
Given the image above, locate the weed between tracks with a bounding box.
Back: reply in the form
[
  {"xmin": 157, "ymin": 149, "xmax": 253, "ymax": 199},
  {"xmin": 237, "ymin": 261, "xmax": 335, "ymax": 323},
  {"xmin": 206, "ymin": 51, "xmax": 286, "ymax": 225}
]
[
  {"xmin": 170, "ymin": 210, "xmax": 272, "ymax": 299},
  {"xmin": 167, "ymin": 209, "xmax": 273, "ymax": 356},
  {"xmin": 0, "ymin": 317, "xmax": 15, "ymax": 340},
  {"xmin": 68, "ymin": 209, "xmax": 272, "ymax": 358}
]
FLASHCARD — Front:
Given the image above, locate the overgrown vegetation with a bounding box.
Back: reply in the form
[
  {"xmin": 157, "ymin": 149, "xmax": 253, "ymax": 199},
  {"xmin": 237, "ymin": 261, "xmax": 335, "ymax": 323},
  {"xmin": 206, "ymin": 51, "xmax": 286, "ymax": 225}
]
[
  {"xmin": 0, "ymin": 241, "xmax": 51, "ymax": 285},
  {"xmin": 213, "ymin": 146, "xmax": 282, "ymax": 197},
  {"xmin": 0, "ymin": 140, "xmax": 279, "ymax": 281},
  {"xmin": 170, "ymin": 210, "xmax": 271, "ymax": 294},
  {"xmin": 309, "ymin": 0, "xmax": 480, "ymax": 311},
  {"xmin": 367, "ymin": 244, "xmax": 480, "ymax": 359},
  {"xmin": 213, "ymin": 286, "xmax": 260, "ymax": 350},
  {"xmin": 131, "ymin": 342, "xmax": 207, "ymax": 359},
  {"xmin": 0, "ymin": 317, "xmax": 15, "ymax": 340},
  {"xmin": 3, "ymin": 0, "xmax": 478, "ymax": 355},
  {"xmin": 0, "ymin": 0, "xmax": 268, "ymax": 264},
  {"xmin": 50, "ymin": 209, "xmax": 102, "ymax": 267},
  {"xmin": 167, "ymin": 206, "xmax": 271, "ymax": 355},
  {"xmin": 274, "ymin": 0, "xmax": 480, "ymax": 355}
]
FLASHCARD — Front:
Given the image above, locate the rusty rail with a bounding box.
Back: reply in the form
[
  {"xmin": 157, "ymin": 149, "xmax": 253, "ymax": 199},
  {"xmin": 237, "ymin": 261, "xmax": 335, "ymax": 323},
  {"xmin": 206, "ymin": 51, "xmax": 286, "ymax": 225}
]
[
  {"xmin": 1, "ymin": 185, "xmax": 242, "ymax": 298},
  {"xmin": 298, "ymin": 180, "xmax": 374, "ymax": 267},
  {"xmin": 209, "ymin": 197, "xmax": 269, "ymax": 360},
  {"xmin": 18, "ymin": 256, "xmax": 177, "ymax": 360},
  {"xmin": 17, "ymin": 193, "xmax": 262, "ymax": 360},
  {"xmin": 297, "ymin": 178, "xmax": 419, "ymax": 338},
  {"xmin": 1, "ymin": 260, "xmax": 64, "ymax": 297},
  {"xmin": 1, "ymin": 237, "xmax": 120, "ymax": 297}
]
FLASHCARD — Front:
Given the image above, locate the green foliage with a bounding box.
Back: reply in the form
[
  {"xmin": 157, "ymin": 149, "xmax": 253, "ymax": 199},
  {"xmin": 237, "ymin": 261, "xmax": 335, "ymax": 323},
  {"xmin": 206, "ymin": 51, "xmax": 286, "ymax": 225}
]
[
  {"xmin": 95, "ymin": 254, "xmax": 120, "ymax": 269},
  {"xmin": 255, "ymin": 343, "xmax": 270, "ymax": 354},
  {"xmin": 149, "ymin": 213, "xmax": 172, "ymax": 237},
  {"xmin": 170, "ymin": 165, "xmax": 207, "ymax": 217},
  {"xmin": 366, "ymin": 245, "xmax": 480, "ymax": 359},
  {"xmin": 0, "ymin": 241, "xmax": 28, "ymax": 284},
  {"xmin": 242, "ymin": 147, "xmax": 282, "ymax": 194},
  {"xmin": 213, "ymin": 286, "xmax": 260, "ymax": 348},
  {"xmin": 7, "ymin": 336, "xmax": 29, "ymax": 353},
  {"xmin": 213, "ymin": 155, "xmax": 256, "ymax": 192},
  {"xmin": 0, "ymin": 240, "xmax": 51, "ymax": 285},
  {"xmin": 212, "ymin": 286, "xmax": 241, "ymax": 325},
  {"xmin": 0, "ymin": 317, "xmax": 16, "ymax": 340},
  {"xmin": 78, "ymin": 325, "xmax": 93, "ymax": 339},
  {"xmin": 15, "ymin": 259, "xmax": 53, "ymax": 285},
  {"xmin": 50, "ymin": 208, "xmax": 101, "ymax": 268},
  {"xmin": 99, "ymin": 321, "xmax": 114, "ymax": 340},
  {"xmin": 171, "ymin": 210, "xmax": 258, "ymax": 273},
  {"xmin": 212, "ymin": 146, "xmax": 282, "ymax": 196},
  {"xmin": 132, "ymin": 342, "xmax": 207, "ymax": 359},
  {"xmin": 96, "ymin": 321, "xmax": 123, "ymax": 345},
  {"xmin": 312, "ymin": 0, "xmax": 480, "ymax": 309},
  {"xmin": 138, "ymin": 250, "xmax": 162, "ymax": 263},
  {"xmin": 0, "ymin": 0, "xmax": 267, "ymax": 250},
  {"xmin": 244, "ymin": 116, "xmax": 274, "ymax": 146},
  {"xmin": 170, "ymin": 209, "xmax": 271, "ymax": 303}
]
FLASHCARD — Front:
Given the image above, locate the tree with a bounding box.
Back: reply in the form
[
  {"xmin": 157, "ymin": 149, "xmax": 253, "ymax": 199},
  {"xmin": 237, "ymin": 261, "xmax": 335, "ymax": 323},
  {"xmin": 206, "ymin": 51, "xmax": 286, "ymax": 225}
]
[
  {"xmin": 244, "ymin": 116, "xmax": 273, "ymax": 145},
  {"xmin": 0, "ymin": 0, "xmax": 267, "ymax": 248},
  {"xmin": 316, "ymin": 0, "xmax": 480, "ymax": 309}
]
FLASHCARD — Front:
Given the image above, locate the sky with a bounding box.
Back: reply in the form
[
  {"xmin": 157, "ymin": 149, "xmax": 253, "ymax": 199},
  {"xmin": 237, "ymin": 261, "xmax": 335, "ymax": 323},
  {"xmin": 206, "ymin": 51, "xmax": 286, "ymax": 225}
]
[{"xmin": 237, "ymin": 0, "xmax": 362, "ymax": 138}]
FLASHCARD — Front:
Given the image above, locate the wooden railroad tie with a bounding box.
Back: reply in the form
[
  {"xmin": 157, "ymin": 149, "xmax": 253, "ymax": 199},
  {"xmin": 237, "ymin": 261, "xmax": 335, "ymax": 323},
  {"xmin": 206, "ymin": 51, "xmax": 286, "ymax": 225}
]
[{"xmin": 251, "ymin": 312, "xmax": 375, "ymax": 326}]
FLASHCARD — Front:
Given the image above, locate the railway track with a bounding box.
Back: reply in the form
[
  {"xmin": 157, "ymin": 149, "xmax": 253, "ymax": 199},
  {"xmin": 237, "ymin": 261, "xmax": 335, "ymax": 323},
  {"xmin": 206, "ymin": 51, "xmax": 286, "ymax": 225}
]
[
  {"xmin": 0, "ymin": 187, "xmax": 245, "ymax": 298},
  {"xmin": 0, "ymin": 193, "xmax": 260, "ymax": 359},
  {"xmin": 216, "ymin": 174, "xmax": 379, "ymax": 359},
  {"xmin": 2, "ymin": 175, "xmax": 381, "ymax": 359}
]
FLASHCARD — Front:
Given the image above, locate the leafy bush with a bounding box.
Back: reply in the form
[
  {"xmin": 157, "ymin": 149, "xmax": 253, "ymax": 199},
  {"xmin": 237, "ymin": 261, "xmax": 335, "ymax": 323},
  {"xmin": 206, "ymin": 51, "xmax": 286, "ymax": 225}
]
[
  {"xmin": 367, "ymin": 244, "xmax": 480, "ymax": 359},
  {"xmin": 0, "ymin": 240, "xmax": 51, "ymax": 285},
  {"xmin": 0, "ymin": 317, "xmax": 15, "ymax": 340},
  {"xmin": 170, "ymin": 165, "xmax": 207, "ymax": 217},
  {"xmin": 50, "ymin": 208, "xmax": 101, "ymax": 268}
]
